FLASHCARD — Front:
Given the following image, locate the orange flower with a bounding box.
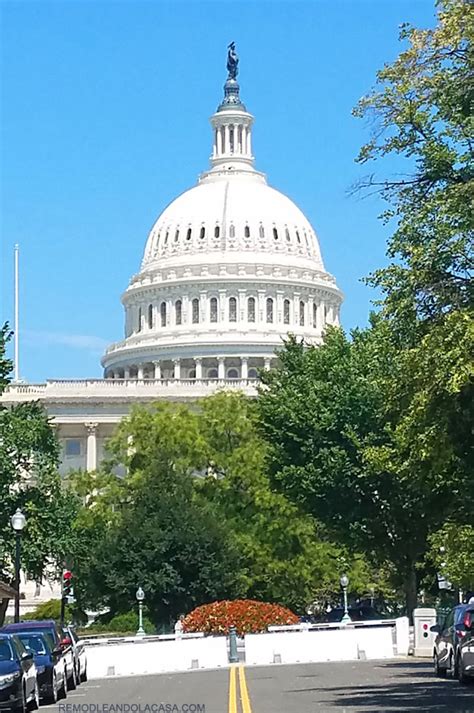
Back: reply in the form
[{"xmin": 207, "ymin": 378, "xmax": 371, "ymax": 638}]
[{"xmin": 182, "ymin": 599, "xmax": 298, "ymax": 636}]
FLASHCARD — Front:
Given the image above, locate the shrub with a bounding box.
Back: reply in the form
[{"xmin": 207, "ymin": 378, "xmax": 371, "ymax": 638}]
[
  {"xmin": 183, "ymin": 599, "xmax": 298, "ymax": 636},
  {"xmin": 84, "ymin": 610, "xmax": 155, "ymax": 636},
  {"xmin": 22, "ymin": 598, "xmax": 87, "ymax": 626}
]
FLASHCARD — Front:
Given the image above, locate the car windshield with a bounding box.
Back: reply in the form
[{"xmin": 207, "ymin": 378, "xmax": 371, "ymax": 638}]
[
  {"xmin": 0, "ymin": 640, "xmax": 14, "ymax": 661},
  {"xmin": 17, "ymin": 634, "xmax": 49, "ymax": 656}
]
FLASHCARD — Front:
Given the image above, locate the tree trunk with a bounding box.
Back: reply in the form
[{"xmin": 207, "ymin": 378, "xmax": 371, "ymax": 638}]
[
  {"xmin": 0, "ymin": 598, "xmax": 9, "ymax": 627},
  {"xmin": 405, "ymin": 567, "xmax": 418, "ymax": 623}
]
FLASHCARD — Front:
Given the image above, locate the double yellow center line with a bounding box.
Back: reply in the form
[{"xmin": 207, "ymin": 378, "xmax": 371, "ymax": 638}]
[{"xmin": 228, "ymin": 665, "xmax": 253, "ymax": 713}]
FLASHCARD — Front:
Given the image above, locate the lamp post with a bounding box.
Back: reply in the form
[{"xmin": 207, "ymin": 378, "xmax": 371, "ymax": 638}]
[
  {"xmin": 10, "ymin": 508, "xmax": 26, "ymax": 623},
  {"xmin": 136, "ymin": 587, "xmax": 145, "ymax": 636},
  {"xmin": 340, "ymin": 574, "xmax": 352, "ymax": 625}
]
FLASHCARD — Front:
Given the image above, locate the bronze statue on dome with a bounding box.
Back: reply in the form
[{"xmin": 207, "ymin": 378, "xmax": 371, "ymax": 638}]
[{"xmin": 227, "ymin": 42, "xmax": 239, "ymax": 80}]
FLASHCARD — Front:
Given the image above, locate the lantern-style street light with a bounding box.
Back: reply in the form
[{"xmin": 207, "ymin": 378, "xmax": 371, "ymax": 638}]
[
  {"xmin": 11, "ymin": 508, "xmax": 26, "ymax": 623},
  {"xmin": 136, "ymin": 587, "xmax": 145, "ymax": 636},
  {"xmin": 340, "ymin": 574, "xmax": 352, "ymax": 625}
]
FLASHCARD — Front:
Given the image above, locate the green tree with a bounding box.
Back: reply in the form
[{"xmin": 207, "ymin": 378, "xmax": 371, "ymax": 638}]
[{"xmin": 0, "ymin": 325, "xmax": 80, "ymax": 597}]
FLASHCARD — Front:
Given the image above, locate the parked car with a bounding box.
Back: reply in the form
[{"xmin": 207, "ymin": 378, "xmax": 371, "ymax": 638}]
[
  {"xmin": 1, "ymin": 621, "xmax": 76, "ymax": 690},
  {"xmin": 13, "ymin": 631, "xmax": 67, "ymax": 704},
  {"xmin": 432, "ymin": 603, "xmax": 474, "ymax": 678},
  {"xmin": 60, "ymin": 626, "xmax": 87, "ymax": 684},
  {"xmin": 321, "ymin": 606, "xmax": 381, "ymax": 623},
  {"xmin": 0, "ymin": 632, "xmax": 38, "ymax": 712},
  {"xmin": 457, "ymin": 608, "xmax": 474, "ymax": 684}
]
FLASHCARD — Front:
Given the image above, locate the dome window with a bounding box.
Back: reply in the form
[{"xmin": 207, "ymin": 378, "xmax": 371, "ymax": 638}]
[
  {"xmin": 248, "ymin": 368, "xmax": 258, "ymax": 379},
  {"xmin": 229, "ymin": 297, "xmax": 237, "ymax": 322},
  {"xmin": 266, "ymin": 297, "xmax": 274, "ymax": 323},
  {"xmin": 174, "ymin": 229, "xmax": 179, "ymax": 242},
  {"xmin": 148, "ymin": 304, "xmax": 153, "ymax": 330},
  {"xmin": 284, "ymin": 299, "xmax": 290, "ymax": 325},
  {"xmin": 186, "ymin": 228, "xmax": 192, "ymax": 241},
  {"xmin": 215, "ymin": 225, "xmax": 220, "ymax": 238},
  {"xmin": 227, "ymin": 368, "xmax": 239, "ymax": 379},
  {"xmin": 285, "ymin": 227, "xmax": 291, "ymax": 242},
  {"xmin": 247, "ymin": 297, "xmax": 256, "ymax": 323},
  {"xmin": 244, "ymin": 225, "xmax": 250, "ymax": 238},
  {"xmin": 175, "ymin": 300, "xmax": 182, "ymax": 325},
  {"xmin": 259, "ymin": 224, "xmax": 265, "ymax": 238},
  {"xmin": 200, "ymin": 226, "xmax": 205, "ymax": 239},
  {"xmin": 208, "ymin": 368, "xmax": 218, "ymax": 379},
  {"xmin": 273, "ymin": 227, "xmax": 279, "ymax": 240},
  {"xmin": 192, "ymin": 298, "xmax": 200, "ymax": 324},
  {"xmin": 296, "ymin": 230, "xmax": 301, "ymax": 244},
  {"xmin": 210, "ymin": 297, "xmax": 218, "ymax": 323},
  {"xmin": 160, "ymin": 302, "xmax": 167, "ymax": 327},
  {"xmin": 300, "ymin": 300, "xmax": 305, "ymax": 326},
  {"xmin": 188, "ymin": 368, "xmax": 196, "ymax": 379},
  {"xmin": 229, "ymin": 224, "xmax": 235, "ymax": 238},
  {"xmin": 137, "ymin": 307, "xmax": 142, "ymax": 332},
  {"xmin": 313, "ymin": 303, "xmax": 317, "ymax": 328},
  {"xmin": 164, "ymin": 231, "xmax": 169, "ymax": 244}
]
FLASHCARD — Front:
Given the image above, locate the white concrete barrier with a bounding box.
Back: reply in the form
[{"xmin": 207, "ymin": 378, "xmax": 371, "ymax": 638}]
[
  {"xmin": 85, "ymin": 634, "xmax": 228, "ymax": 679},
  {"xmin": 245, "ymin": 619, "xmax": 406, "ymax": 666}
]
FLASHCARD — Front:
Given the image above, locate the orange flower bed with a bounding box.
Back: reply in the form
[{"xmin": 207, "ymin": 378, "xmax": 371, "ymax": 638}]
[{"xmin": 182, "ymin": 599, "xmax": 299, "ymax": 636}]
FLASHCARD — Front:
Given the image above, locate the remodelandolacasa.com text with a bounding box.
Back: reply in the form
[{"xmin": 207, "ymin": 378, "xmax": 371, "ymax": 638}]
[{"xmin": 58, "ymin": 705, "xmax": 205, "ymax": 713}]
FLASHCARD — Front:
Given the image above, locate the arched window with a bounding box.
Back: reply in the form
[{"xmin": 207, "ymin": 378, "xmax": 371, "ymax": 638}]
[
  {"xmin": 138, "ymin": 307, "xmax": 142, "ymax": 332},
  {"xmin": 188, "ymin": 368, "xmax": 196, "ymax": 379},
  {"xmin": 192, "ymin": 298, "xmax": 200, "ymax": 324},
  {"xmin": 164, "ymin": 231, "xmax": 169, "ymax": 244},
  {"xmin": 248, "ymin": 368, "xmax": 258, "ymax": 379},
  {"xmin": 259, "ymin": 224, "xmax": 265, "ymax": 238},
  {"xmin": 208, "ymin": 368, "xmax": 218, "ymax": 379},
  {"xmin": 186, "ymin": 227, "xmax": 192, "ymax": 241},
  {"xmin": 148, "ymin": 304, "xmax": 153, "ymax": 329},
  {"xmin": 200, "ymin": 226, "xmax": 205, "ymax": 239},
  {"xmin": 160, "ymin": 302, "xmax": 166, "ymax": 327},
  {"xmin": 300, "ymin": 300, "xmax": 305, "ymax": 326},
  {"xmin": 284, "ymin": 299, "xmax": 290, "ymax": 325},
  {"xmin": 229, "ymin": 126, "xmax": 234, "ymax": 152},
  {"xmin": 210, "ymin": 297, "xmax": 218, "ymax": 322},
  {"xmin": 266, "ymin": 297, "xmax": 274, "ymax": 323},
  {"xmin": 285, "ymin": 227, "xmax": 291, "ymax": 242},
  {"xmin": 273, "ymin": 227, "xmax": 279, "ymax": 240},
  {"xmin": 247, "ymin": 297, "xmax": 256, "ymax": 323},
  {"xmin": 214, "ymin": 225, "xmax": 220, "ymax": 238},
  {"xmin": 174, "ymin": 229, "xmax": 179, "ymax": 242},
  {"xmin": 227, "ymin": 368, "xmax": 239, "ymax": 379},
  {"xmin": 313, "ymin": 303, "xmax": 317, "ymax": 328},
  {"xmin": 229, "ymin": 224, "xmax": 235, "ymax": 238},
  {"xmin": 244, "ymin": 225, "xmax": 250, "ymax": 238},
  {"xmin": 229, "ymin": 297, "xmax": 237, "ymax": 322},
  {"xmin": 175, "ymin": 299, "xmax": 182, "ymax": 326}
]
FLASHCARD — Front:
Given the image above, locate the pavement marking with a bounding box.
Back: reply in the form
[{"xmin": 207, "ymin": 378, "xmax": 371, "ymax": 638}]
[
  {"xmin": 228, "ymin": 665, "xmax": 237, "ymax": 713},
  {"xmin": 238, "ymin": 666, "xmax": 252, "ymax": 713}
]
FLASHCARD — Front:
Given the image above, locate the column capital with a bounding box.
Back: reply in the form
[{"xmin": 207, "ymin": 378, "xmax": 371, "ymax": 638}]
[{"xmin": 85, "ymin": 421, "xmax": 99, "ymax": 435}]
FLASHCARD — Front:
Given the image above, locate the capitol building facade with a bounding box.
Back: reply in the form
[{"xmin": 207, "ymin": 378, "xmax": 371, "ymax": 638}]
[{"xmin": 2, "ymin": 50, "xmax": 343, "ymax": 476}]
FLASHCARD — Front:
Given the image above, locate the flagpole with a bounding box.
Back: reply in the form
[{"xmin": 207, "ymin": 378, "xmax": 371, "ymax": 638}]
[{"xmin": 14, "ymin": 244, "xmax": 19, "ymax": 382}]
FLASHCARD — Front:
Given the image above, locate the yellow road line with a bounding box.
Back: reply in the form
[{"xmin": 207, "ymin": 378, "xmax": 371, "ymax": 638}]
[
  {"xmin": 239, "ymin": 665, "xmax": 253, "ymax": 713},
  {"xmin": 228, "ymin": 665, "xmax": 237, "ymax": 713}
]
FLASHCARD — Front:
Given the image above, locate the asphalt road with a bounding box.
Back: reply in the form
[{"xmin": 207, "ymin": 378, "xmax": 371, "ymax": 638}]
[{"xmin": 40, "ymin": 659, "xmax": 474, "ymax": 713}]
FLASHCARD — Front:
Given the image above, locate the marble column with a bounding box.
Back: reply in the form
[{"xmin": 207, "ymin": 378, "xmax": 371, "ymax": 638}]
[
  {"xmin": 124, "ymin": 367, "xmax": 130, "ymax": 380},
  {"xmin": 153, "ymin": 361, "xmax": 161, "ymax": 380},
  {"xmin": 195, "ymin": 358, "xmax": 203, "ymax": 380},
  {"xmin": 218, "ymin": 357, "xmax": 225, "ymax": 380},
  {"xmin": 317, "ymin": 301, "xmax": 325, "ymax": 332},
  {"xmin": 241, "ymin": 357, "xmax": 248, "ymax": 380},
  {"xmin": 173, "ymin": 359, "xmax": 181, "ymax": 380},
  {"xmin": 264, "ymin": 357, "xmax": 271, "ymax": 371},
  {"xmin": 85, "ymin": 422, "xmax": 98, "ymax": 472},
  {"xmin": 137, "ymin": 364, "xmax": 144, "ymax": 380}
]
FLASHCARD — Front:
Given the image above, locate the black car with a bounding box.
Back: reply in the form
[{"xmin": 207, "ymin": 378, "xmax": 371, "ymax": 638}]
[
  {"xmin": 321, "ymin": 606, "xmax": 381, "ymax": 623},
  {"xmin": 0, "ymin": 633, "xmax": 38, "ymax": 712},
  {"xmin": 457, "ymin": 607, "xmax": 474, "ymax": 684},
  {"xmin": 1, "ymin": 622, "xmax": 76, "ymax": 691},
  {"xmin": 62, "ymin": 627, "xmax": 87, "ymax": 684},
  {"xmin": 432, "ymin": 603, "xmax": 474, "ymax": 678},
  {"xmin": 14, "ymin": 631, "xmax": 67, "ymax": 704}
]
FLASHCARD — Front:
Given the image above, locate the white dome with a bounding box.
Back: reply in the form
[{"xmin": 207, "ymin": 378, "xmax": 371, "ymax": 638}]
[
  {"xmin": 102, "ymin": 60, "xmax": 343, "ymax": 382},
  {"xmin": 141, "ymin": 172, "xmax": 324, "ymax": 270}
]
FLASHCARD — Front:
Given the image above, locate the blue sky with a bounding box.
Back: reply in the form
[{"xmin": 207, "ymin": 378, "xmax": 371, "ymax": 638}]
[{"xmin": 0, "ymin": 0, "xmax": 436, "ymax": 382}]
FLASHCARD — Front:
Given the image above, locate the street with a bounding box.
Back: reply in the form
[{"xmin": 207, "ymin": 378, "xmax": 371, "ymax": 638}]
[{"xmin": 39, "ymin": 659, "xmax": 474, "ymax": 713}]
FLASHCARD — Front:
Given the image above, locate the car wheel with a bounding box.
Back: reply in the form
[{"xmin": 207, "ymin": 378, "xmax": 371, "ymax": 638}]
[
  {"xmin": 458, "ymin": 655, "xmax": 474, "ymax": 685},
  {"xmin": 46, "ymin": 673, "xmax": 58, "ymax": 705},
  {"xmin": 434, "ymin": 653, "xmax": 447, "ymax": 678},
  {"xmin": 75, "ymin": 663, "xmax": 81, "ymax": 686},
  {"xmin": 28, "ymin": 680, "xmax": 39, "ymax": 711},
  {"xmin": 67, "ymin": 663, "xmax": 77, "ymax": 690},
  {"xmin": 14, "ymin": 684, "xmax": 26, "ymax": 713},
  {"xmin": 80, "ymin": 664, "xmax": 88, "ymax": 683}
]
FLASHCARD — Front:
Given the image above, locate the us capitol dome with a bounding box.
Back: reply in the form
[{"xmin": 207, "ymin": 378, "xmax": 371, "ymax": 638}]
[
  {"xmin": 3, "ymin": 45, "xmax": 343, "ymax": 477},
  {"xmin": 101, "ymin": 46, "xmax": 343, "ymax": 382}
]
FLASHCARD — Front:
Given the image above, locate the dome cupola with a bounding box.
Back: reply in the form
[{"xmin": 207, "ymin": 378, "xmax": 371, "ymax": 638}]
[{"xmin": 102, "ymin": 45, "xmax": 343, "ymax": 383}]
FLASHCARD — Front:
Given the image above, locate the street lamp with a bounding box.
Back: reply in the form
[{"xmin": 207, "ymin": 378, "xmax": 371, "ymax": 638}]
[
  {"xmin": 340, "ymin": 574, "xmax": 352, "ymax": 625},
  {"xmin": 10, "ymin": 508, "xmax": 26, "ymax": 623},
  {"xmin": 136, "ymin": 587, "xmax": 145, "ymax": 636}
]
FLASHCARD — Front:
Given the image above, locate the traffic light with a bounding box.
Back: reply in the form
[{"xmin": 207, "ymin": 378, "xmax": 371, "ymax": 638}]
[{"xmin": 62, "ymin": 570, "xmax": 73, "ymax": 598}]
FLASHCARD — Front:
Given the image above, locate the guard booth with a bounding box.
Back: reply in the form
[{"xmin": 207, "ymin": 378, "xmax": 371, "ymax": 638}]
[{"xmin": 413, "ymin": 607, "xmax": 437, "ymax": 657}]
